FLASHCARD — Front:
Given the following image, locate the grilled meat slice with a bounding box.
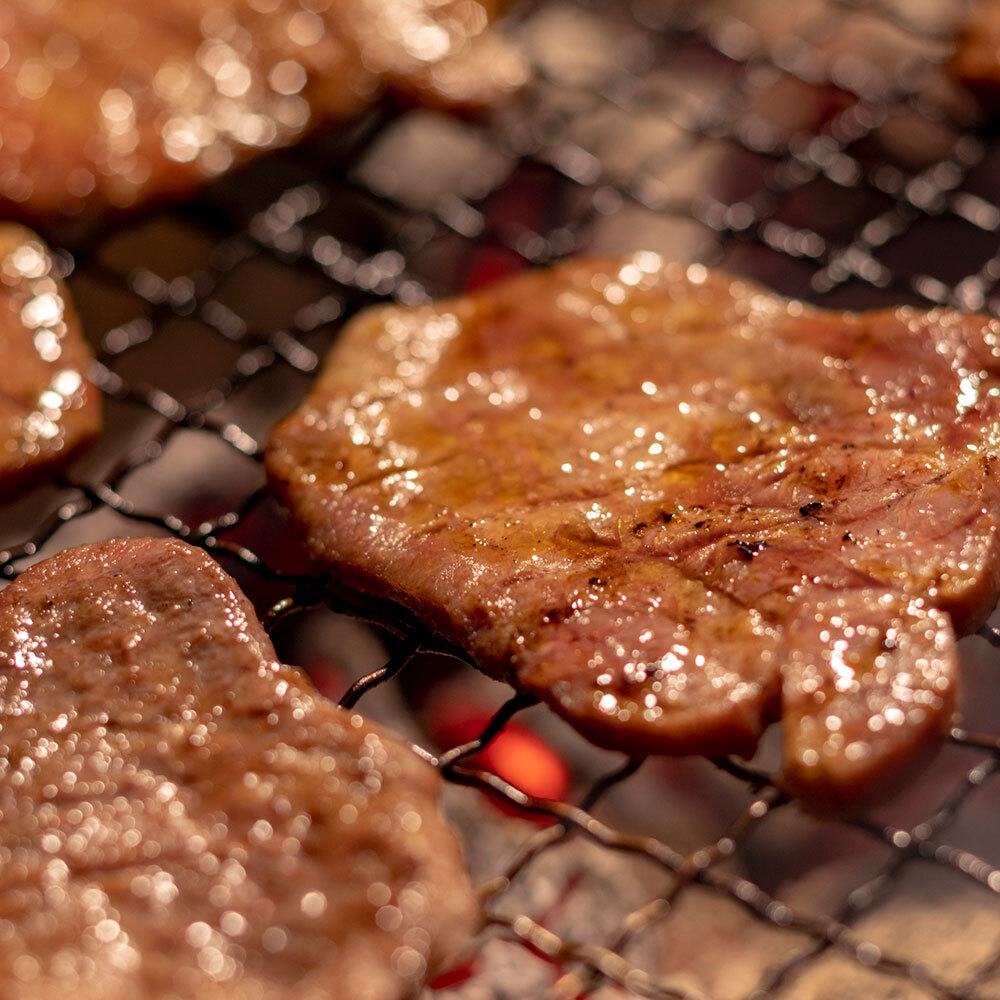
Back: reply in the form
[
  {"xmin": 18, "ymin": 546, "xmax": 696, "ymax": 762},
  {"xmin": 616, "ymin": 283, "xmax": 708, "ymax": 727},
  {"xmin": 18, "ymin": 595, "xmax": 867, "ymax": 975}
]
[
  {"xmin": 0, "ymin": 537, "xmax": 476, "ymax": 999},
  {"xmin": 0, "ymin": 0, "xmax": 526, "ymax": 217},
  {"xmin": 952, "ymin": 0, "xmax": 1000, "ymax": 96},
  {"xmin": 266, "ymin": 255, "xmax": 1000, "ymax": 809},
  {"xmin": 0, "ymin": 225, "xmax": 100, "ymax": 496}
]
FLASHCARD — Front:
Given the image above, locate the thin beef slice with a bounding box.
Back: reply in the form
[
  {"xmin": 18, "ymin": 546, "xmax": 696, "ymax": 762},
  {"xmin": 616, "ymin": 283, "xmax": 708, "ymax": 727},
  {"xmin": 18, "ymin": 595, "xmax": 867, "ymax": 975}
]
[
  {"xmin": 265, "ymin": 255, "xmax": 1000, "ymax": 809},
  {"xmin": 0, "ymin": 536, "xmax": 477, "ymax": 999},
  {"xmin": 0, "ymin": 224, "xmax": 100, "ymax": 496},
  {"xmin": 0, "ymin": 0, "xmax": 526, "ymax": 216}
]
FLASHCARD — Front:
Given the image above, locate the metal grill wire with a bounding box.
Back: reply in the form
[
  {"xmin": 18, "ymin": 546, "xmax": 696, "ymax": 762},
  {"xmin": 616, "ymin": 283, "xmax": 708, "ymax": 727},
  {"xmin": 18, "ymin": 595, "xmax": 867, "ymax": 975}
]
[{"xmin": 4, "ymin": 0, "xmax": 1000, "ymax": 996}]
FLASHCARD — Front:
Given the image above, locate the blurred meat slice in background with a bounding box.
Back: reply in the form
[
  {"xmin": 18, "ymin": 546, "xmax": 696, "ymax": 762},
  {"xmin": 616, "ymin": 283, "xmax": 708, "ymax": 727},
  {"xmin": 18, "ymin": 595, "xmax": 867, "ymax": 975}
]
[{"xmin": 0, "ymin": 0, "xmax": 527, "ymax": 217}]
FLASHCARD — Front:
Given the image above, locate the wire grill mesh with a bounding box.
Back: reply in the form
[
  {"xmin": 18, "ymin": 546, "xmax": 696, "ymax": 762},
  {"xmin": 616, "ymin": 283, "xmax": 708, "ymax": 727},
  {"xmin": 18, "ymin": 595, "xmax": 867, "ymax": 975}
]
[{"xmin": 5, "ymin": 0, "xmax": 1000, "ymax": 996}]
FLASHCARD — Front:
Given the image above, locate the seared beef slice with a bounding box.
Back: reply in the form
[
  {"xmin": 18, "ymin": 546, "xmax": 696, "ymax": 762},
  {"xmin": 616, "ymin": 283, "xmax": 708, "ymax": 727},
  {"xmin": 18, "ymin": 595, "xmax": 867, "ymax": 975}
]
[
  {"xmin": 0, "ymin": 0, "xmax": 525, "ymax": 216},
  {"xmin": 0, "ymin": 225, "xmax": 100, "ymax": 495},
  {"xmin": 267, "ymin": 255, "xmax": 1000, "ymax": 808},
  {"xmin": 0, "ymin": 537, "xmax": 476, "ymax": 999},
  {"xmin": 952, "ymin": 0, "xmax": 1000, "ymax": 97}
]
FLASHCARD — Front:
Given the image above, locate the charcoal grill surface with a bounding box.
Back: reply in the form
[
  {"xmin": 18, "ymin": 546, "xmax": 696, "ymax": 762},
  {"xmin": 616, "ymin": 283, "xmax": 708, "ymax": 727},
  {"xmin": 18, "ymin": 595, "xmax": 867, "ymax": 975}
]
[{"xmin": 4, "ymin": 1, "xmax": 1000, "ymax": 997}]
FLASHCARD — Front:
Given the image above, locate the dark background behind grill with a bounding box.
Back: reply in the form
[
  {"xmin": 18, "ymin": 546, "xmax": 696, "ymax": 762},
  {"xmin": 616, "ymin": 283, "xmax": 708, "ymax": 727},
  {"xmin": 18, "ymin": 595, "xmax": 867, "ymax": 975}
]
[{"xmin": 5, "ymin": 0, "xmax": 1000, "ymax": 996}]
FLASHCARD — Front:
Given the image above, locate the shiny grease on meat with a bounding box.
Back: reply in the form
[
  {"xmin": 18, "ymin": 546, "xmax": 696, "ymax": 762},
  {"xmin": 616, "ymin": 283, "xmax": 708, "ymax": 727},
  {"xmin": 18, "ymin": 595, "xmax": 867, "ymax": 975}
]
[
  {"xmin": 0, "ymin": 0, "xmax": 526, "ymax": 216},
  {"xmin": 0, "ymin": 537, "xmax": 476, "ymax": 999},
  {"xmin": 0, "ymin": 225, "xmax": 100, "ymax": 496},
  {"xmin": 266, "ymin": 255, "xmax": 1000, "ymax": 809}
]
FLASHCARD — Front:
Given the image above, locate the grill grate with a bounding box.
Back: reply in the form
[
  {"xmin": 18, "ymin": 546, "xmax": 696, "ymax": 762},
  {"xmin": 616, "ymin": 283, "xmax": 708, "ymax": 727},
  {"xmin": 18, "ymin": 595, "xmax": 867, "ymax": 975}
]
[{"xmin": 4, "ymin": 1, "xmax": 1000, "ymax": 997}]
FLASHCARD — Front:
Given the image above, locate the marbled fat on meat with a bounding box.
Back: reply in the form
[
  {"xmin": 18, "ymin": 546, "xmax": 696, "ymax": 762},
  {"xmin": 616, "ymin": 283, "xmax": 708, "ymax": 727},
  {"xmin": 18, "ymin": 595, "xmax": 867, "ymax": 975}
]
[
  {"xmin": 0, "ymin": 0, "xmax": 526, "ymax": 216},
  {"xmin": 0, "ymin": 224, "xmax": 100, "ymax": 495},
  {"xmin": 266, "ymin": 255, "xmax": 1000, "ymax": 809},
  {"xmin": 0, "ymin": 537, "xmax": 476, "ymax": 999}
]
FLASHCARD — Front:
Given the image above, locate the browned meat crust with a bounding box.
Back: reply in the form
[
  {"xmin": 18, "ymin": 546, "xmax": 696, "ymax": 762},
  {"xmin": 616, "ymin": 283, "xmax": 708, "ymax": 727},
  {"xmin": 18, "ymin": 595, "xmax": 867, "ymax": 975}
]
[
  {"xmin": 0, "ymin": 537, "xmax": 477, "ymax": 999},
  {"xmin": 0, "ymin": 0, "xmax": 526, "ymax": 217},
  {"xmin": 266, "ymin": 255, "xmax": 1000, "ymax": 810},
  {"xmin": 0, "ymin": 224, "xmax": 101, "ymax": 496}
]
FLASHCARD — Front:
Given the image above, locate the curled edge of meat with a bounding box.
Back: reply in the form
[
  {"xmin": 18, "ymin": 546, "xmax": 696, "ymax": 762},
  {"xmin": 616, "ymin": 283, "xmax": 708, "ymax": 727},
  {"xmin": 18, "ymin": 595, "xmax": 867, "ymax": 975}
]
[{"xmin": 265, "ymin": 256, "xmax": 1000, "ymax": 814}]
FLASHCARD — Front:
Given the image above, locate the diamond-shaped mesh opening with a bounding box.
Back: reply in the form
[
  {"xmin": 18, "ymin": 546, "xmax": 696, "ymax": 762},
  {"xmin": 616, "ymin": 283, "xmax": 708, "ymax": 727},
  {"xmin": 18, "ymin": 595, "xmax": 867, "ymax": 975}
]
[{"xmin": 4, "ymin": 1, "xmax": 1000, "ymax": 997}]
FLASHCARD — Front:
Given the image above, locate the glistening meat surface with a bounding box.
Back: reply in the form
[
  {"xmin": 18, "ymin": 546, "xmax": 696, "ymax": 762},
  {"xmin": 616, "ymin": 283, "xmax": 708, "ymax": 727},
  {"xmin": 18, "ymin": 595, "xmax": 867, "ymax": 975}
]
[
  {"xmin": 0, "ymin": 225, "xmax": 101, "ymax": 496},
  {"xmin": 0, "ymin": 0, "xmax": 525, "ymax": 216},
  {"xmin": 0, "ymin": 537, "xmax": 476, "ymax": 999},
  {"xmin": 266, "ymin": 255, "xmax": 1000, "ymax": 808}
]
